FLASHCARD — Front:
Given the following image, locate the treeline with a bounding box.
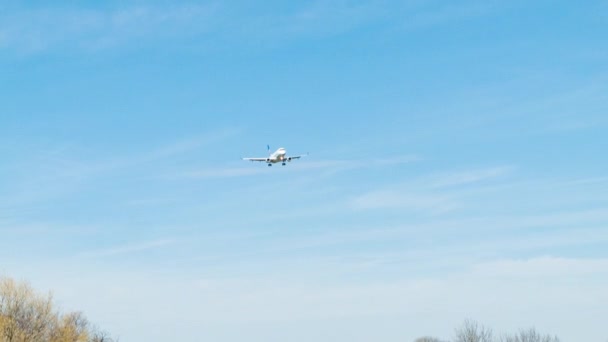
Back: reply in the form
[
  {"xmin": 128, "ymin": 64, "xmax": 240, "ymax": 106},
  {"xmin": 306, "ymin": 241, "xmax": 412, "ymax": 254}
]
[
  {"xmin": 0, "ymin": 277, "xmax": 115, "ymax": 342},
  {"xmin": 416, "ymin": 319, "xmax": 560, "ymax": 342}
]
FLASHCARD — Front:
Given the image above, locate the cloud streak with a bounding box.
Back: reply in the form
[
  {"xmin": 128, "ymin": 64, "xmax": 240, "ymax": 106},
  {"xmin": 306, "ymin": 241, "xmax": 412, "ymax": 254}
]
[
  {"xmin": 401, "ymin": 2, "xmax": 500, "ymax": 31},
  {"xmin": 174, "ymin": 154, "xmax": 420, "ymax": 179},
  {"xmin": 472, "ymin": 256, "xmax": 608, "ymax": 278},
  {"xmin": 0, "ymin": 4, "xmax": 218, "ymax": 53},
  {"xmin": 351, "ymin": 190, "xmax": 459, "ymax": 214},
  {"xmin": 349, "ymin": 165, "xmax": 512, "ymax": 214},
  {"xmin": 0, "ymin": 1, "xmax": 507, "ymax": 55},
  {"xmin": 0, "ymin": 128, "xmax": 240, "ymax": 208},
  {"xmin": 79, "ymin": 238, "xmax": 177, "ymax": 258},
  {"xmin": 430, "ymin": 166, "xmax": 513, "ymax": 188}
]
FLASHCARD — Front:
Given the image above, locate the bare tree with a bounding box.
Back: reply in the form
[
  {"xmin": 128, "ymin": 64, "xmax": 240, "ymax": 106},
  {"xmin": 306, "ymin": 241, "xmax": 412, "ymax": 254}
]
[
  {"xmin": 0, "ymin": 276, "xmax": 56, "ymax": 341},
  {"xmin": 89, "ymin": 330, "xmax": 117, "ymax": 342},
  {"xmin": 0, "ymin": 276, "xmax": 115, "ymax": 342},
  {"xmin": 454, "ymin": 319, "xmax": 493, "ymax": 342},
  {"xmin": 52, "ymin": 311, "xmax": 91, "ymax": 342},
  {"xmin": 415, "ymin": 337, "xmax": 445, "ymax": 342},
  {"xmin": 500, "ymin": 328, "xmax": 559, "ymax": 342}
]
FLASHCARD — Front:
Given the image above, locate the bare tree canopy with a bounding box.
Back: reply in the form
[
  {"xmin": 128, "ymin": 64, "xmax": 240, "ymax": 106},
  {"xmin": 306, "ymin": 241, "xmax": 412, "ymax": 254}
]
[
  {"xmin": 0, "ymin": 277, "xmax": 116, "ymax": 342},
  {"xmin": 415, "ymin": 337, "xmax": 445, "ymax": 342},
  {"xmin": 500, "ymin": 328, "xmax": 560, "ymax": 342},
  {"xmin": 454, "ymin": 319, "xmax": 494, "ymax": 342}
]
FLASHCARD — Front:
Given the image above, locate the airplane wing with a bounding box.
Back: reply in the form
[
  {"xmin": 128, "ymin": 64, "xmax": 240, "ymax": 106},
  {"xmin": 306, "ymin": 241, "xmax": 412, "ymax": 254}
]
[
  {"xmin": 242, "ymin": 157, "xmax": 267, "ymax": 162},
  {"xmin": 287, "ymin": 154, "xmax": 308, "ymax": 160}
]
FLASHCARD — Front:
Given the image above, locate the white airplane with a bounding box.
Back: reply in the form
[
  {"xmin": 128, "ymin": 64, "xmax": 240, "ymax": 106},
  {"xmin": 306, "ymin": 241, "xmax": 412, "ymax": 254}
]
[{"xmin": 242, "ymin": 146, "xmax": 307, "ymax": 166}]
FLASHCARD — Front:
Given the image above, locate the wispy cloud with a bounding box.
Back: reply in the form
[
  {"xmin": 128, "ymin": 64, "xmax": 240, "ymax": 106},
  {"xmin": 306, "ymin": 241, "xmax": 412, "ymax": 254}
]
[
  {"xmin": 254, "ymin": 1, "xmax": 385, "ymax": 40},
  {"xmin": 261, "ymin": 208, "xmax": 608, "ymax": 259},
  {"xmin": 401, "ymin": 2, "xmax": 500, "ymax": 31},
  {"xmin": 174, "ymin": 154, "xmax": 419, "ymax": 179},
  {"xmin": 0, "ymin": 1, "xmax": 508, "ymax": 56},
  {"xmin": 0, "ymin": 128, "xmax": 239, "ymax": 207},
  {"xmin": 472, "ymin": 256, "xmax": 608, "ymax": 278},
  {"xmin": 430, "ymin": 166, "xmax": 513, "ymax": 188},
  {"xmin": 351, "ymin": 190, "xmax": 459, "ymax": 214},
  {"xmin": 0, "ymin": 4, "xmax": 218, "ymax": 53},
  {"xmin": 178, "ymin": 166, "xmax": 269, "ymax": 179},
  {"xmin": 143, "ymin": 128, "xmax": 241, "ymax": 161},
  {"xmin": 80, "ymin": 238, "xmax": 177, "ymax": 258},
  {"xmin": 349, "ymin": 165, "xmax": 511, "ymax": 214}
]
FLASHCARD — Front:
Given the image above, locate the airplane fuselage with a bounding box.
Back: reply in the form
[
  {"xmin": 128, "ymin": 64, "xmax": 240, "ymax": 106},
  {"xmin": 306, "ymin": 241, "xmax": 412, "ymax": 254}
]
[{"xmin": 267, "ymin": 148, "xmax": 288, "ymax": 163}]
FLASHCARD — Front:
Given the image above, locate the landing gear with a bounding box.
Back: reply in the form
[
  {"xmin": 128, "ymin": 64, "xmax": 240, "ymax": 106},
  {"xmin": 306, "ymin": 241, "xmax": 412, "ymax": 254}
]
[
  {"xmin": 282, "ymin": 162, "xmax": 286, "ymax": 166},
  {"xmin": 268, "ymin": 163, "xmax": 272, "ymax": 167}
]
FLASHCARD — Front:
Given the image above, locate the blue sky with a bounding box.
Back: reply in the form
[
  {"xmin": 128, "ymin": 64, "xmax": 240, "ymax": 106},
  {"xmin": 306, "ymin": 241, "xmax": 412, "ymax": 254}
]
[{"xmin": 1, "ymin": 1, "xmax": 607, "ymax": 341}]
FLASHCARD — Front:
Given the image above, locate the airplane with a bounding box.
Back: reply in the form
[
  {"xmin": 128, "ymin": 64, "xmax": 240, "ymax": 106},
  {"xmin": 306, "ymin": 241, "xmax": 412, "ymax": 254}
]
[{"xmin": 242, "ymin": 146, "xmax": 307, "ymax": 166}]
